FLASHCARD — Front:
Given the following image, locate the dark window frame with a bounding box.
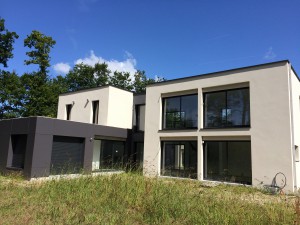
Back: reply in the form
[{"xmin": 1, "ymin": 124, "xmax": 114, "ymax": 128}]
[
  {"xmin": 203, "ymin": 140, "xmax": 252, "ymax": 185},
  {"xmin": 203, "ymin": 87, "xmax": 250, "ymax": 129},
  {"xmin": 162, "ymin": 94, "xmax": 198, "ymax": 130}
]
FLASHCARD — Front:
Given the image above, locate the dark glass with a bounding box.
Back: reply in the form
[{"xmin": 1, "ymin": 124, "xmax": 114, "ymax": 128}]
[
  {"xmin": 163, "ymin": 94, "xmax": 198, "ymax": 129},
  {"xmin": 204, "ymin": 141, "xmax": 252, "ymax": 184},
  {"xmin": 161, "ymin": 141, "xmax": 197, "ymax": 179},
  {"xmin": 66, "ymin": 104, "xmax": 72, "ymax": 120},
  {"xmin": 92, "ymin": 101, "xmax": 99, "ymax": 124},
  {"xmin": 204, "ymin": 88, "xmax": 250, "ymax": 128},
  {"xmin": 100, "ymin": 140, "xmax": 125, "ymax": 169}
]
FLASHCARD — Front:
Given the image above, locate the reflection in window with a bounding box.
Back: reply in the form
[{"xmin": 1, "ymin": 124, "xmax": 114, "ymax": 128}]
[
  {"xmin": 161, "ymin": 141, "xmax": 197, "ymax": 179},
  {"xmin": 204, "ymin": 88, "xmax": 250, "ymax": 128},
  {"xmin": 204, "ymin": 141, "xmax": 252, "ymax": 184},
  {"xmin": 92, "ymin": 139, "xmax": 125, "ymax": 171},
  {"xmin": 163, "ymin": 94, "xmax": 198, "ymax": 129}
]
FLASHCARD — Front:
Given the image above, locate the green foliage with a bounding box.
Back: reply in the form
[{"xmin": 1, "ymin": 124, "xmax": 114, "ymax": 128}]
[
  {"xmin": 133, "ymin": 70, "xmax": 155, "ymax": 93},
  {"xmin": 65, "ymin": 63, "xmax": 97, "ymax": 92},
  {"xmin": 0, "ymin": 70, "xmax": 24, "ymax": 118},
  {"xmin": 110, "ymin": 71, "xmax": 133, "ymax": 91},
  {"xmin": 0, "ymin": 173, "xmax": 296, "ymax": 224},
  {"xmin": 0, "ymin": 18, "xmax": 19, "ymax": 68},
  {"xmin": 24, "ymin": 30, "xmax": 56, "ymax": 74}
]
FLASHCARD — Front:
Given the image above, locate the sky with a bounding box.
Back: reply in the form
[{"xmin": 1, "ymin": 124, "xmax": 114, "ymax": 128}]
[{"xmin": 1, "ymin": 0, "xmax": 300, "ymax": 80}]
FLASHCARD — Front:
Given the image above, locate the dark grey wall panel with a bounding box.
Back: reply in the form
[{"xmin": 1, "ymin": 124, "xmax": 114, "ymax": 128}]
[
  {"xmin": 30, "ymin": 134, "xmax": 53, "ymax": 178},
  {"xmin": 0, "ymin": 120, "xmax": 12, "ymax": 135},
  {"xmin": 133, "ymin": 94, "xmax": 146, "ymax": 105},
  {"xmin": 0, "ymin": 134, "xmax": 10, "ymax": 171}
]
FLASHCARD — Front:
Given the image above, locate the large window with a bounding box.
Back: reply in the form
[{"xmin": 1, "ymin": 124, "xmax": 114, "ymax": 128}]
[
  {"xmin": 92, "ymin": 139, "xmax": 125, "ymax": 171},
  {"xmin": 204, "ymin": 141, "xmax": 252, "ymax": 184},
  {"xmin": 161, "ymin": 141, "xmax": 197, "ymax": 179},
  {"xmin": 163, "ymin": 94, "xmax": 198, "ymax": 129},
  {"xmin": 204, "ymin": 88, "xmax": 250, "ymax": 128}
]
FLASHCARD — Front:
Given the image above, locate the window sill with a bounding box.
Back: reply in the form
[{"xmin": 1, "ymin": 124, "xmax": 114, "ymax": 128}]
[
  {"xmin": 201, "ymin": 126, "xmax": 250, "ymax": 130},
  {"xmin": 159, "ymin": 128, "xmax": 198, "ymax": 132}
]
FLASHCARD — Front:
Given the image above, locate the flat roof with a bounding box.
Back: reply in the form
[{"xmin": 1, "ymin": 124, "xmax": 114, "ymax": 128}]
[
  {"xmin": 59, "ymin": 84, "xmax": 134, "ymax": 96},
  {"xmin": 147, "ymin": 60, "xmax": 298, "ymax": 87}
]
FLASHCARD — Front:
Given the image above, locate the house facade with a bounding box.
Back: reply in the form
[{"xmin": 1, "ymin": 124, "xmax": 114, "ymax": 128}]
[
  {"xmin": 0, "ymin": 60, "xmax": 299, "ymax": 192},
  {"xmin": 144, "ymin": 60, "xmax": 300, "ymax": 192}
]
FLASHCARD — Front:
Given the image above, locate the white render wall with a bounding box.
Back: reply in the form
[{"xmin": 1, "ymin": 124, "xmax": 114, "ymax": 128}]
[
  {"xmin": 143, "ymin": 61, "xmax": 298, "ymax": 192},
  {"xmin": 57, "ymin": 86, "xmax": 133, "ymax": 129}
]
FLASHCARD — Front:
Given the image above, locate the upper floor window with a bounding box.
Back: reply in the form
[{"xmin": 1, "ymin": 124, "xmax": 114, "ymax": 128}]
[
  {"xmin": 66, "ymin": 104, "xmax": 72, "ymax": 121},
  {"xmin": 204, "ymin": 88, "xmax": 250, "ymax": 128},
  {"xmin": 162, "ymin": 94, "xmax": 198, "ymax": 129},
  {"xmin": 136, "ymin": 104, "xmax": 145, "ymax": 131},
  {"xmin": 92, "ymin": 100, "xmax": 99, "ymax": 124}
]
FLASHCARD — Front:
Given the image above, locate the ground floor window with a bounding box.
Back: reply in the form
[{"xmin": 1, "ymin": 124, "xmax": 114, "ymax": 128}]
[
  {"xmin": 134, "ymin": 142, "xmax": 144, "ymax": 168},
  {"xmin": 161, "ymin": 141, "xmax": 197, "ymax": 179},
  {"xmin": 8, "ymin": 134, "xmax": 27, "ymax": 169},
  {"xmin": 204, "ymin": 141, "xmax": 252, "ymax": 184},
  {"xmin": 92, "ymin": 139, "xmax": 125, "ymax": 171}
]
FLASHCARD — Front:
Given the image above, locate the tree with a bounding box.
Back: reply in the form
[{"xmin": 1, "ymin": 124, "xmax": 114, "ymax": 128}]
[
  {"xmin": 0, "ymin": 18, "xmax": 19, "ymax": 68},
  {"xmin": 24, "ymin": 30, "xmax": 56, "ymax": 75},
  {"xmin": 65, "ymin": 63, "xmax": 97, "ymax": 92},
  {"xmin": 22, "ymin": 30, "xmax": 57, "ymax": 117},
  {"xmin": 133, "ymin": 70, "xmax": 156, "ymax": 93},
  {"xmin": 110, "ymin": 71, "xmax": 133, "ymax": 91},
  {"xmin": 0, "ymin": 71, "xmax": 24, "ymax": 118}
]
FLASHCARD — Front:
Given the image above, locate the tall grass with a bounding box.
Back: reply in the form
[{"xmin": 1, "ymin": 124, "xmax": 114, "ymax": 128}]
[{"xmin": 0, "ymin": 173, "xmax": 296, "ymax": 224}]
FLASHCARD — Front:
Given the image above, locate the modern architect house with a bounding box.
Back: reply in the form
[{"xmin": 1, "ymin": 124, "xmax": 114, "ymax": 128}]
[{"xmin": 0, "ymin": 60, "xmax": 299, "ymax": 192}]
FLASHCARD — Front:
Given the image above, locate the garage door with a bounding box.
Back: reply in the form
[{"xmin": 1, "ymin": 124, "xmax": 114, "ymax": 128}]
[{"xmin": 50, "ymin": 136, "xmax": 85, "ymax": 175}]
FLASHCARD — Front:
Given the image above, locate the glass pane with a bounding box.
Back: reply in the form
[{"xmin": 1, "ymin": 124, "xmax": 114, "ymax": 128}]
[
  {"xmin": 162, "ymin": 141, "xmax": 197, "ymax": 179},
  {"xmin": 164, "ymin": 97, "xmax": 181, "ymax": 129},
  {"xmin": 181, "ymin": 95, "xmax": 198, "ymax": 128},
  {"xmin": 204, "ymin": 92, "xmax": 226, "ymax": 128},
  {"xmin": 204, "ymin": 141, "xmax": 252, "ymax": 184},
  {"xmin": 227, "ymin": 142, "xmax": 251, "ymax": 184},
  {"xmin": 227, "ymin": 89, "xmax": 250, "ymax": 126},
  {"xmin": 100, "ymin": 140, "xmax": 125, "ymax": 170}
]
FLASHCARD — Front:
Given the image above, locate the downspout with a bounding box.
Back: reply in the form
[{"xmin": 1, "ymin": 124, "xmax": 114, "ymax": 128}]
[{"xmin": 287, "ymin": 62, "xmax": 297, "ymax": 191}]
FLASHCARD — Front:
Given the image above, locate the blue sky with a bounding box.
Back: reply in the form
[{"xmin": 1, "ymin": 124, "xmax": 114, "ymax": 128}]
[{"xmin": 1, "ymin": 0, "xmax": 300, "ymax": 80}]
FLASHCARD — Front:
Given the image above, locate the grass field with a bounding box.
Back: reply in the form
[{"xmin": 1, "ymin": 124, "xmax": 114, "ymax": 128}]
[{"xmin": 0, "ymin": 172, "xmax": 298, "ymax": 225}]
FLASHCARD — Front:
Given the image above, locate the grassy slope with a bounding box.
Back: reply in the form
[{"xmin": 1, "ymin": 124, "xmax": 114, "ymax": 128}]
[{"xmin": 0, "ymin": 173, "xmax": 297, "ymax": 225}]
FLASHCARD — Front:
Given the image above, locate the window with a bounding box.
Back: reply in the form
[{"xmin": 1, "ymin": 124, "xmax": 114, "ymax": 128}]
[
  {"xmin": 204, "ymin": 141, "xmax": 252, "ymax": 184},
  {"xmin": 66, "ymin": 104, "xmax": 72, "ymax": 121},
  {"xmin": 204, "ymin": 88, "xmax": 250, "ymax": 128},
  {"xmin": 134, "ymin": 142, "xmax": 144, "ymax": 168},
  {"xmin": 8, "ymin": 135, "xmax": 27, "ymax": 169},
  {"xmin": 162, "ymin": 94, "xmax": 198, "ymax": 129},
  {"xmin": 136, "ymin": 105, "xmax": 145, "ymax": 131},
  {"xmin": 161, "ymin": 141, "xmax": 197, "ymax": 179},
  {"xmin": 92, "ymin": 100, "xmax": 99, "ymax": 124},
  {"xmin": 92, "ymin": 139, "xmax": 125, "ymax": 171}
]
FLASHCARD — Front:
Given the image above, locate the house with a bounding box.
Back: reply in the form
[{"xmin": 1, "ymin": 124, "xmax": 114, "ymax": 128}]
[{"xmin": 0, "ymin": 60, "xmax": 299, "ymax": 192}]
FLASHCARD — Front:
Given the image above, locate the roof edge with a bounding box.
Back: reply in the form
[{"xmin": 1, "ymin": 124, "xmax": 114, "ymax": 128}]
[
  {"xmin": 59, "ymin": 84, "xmax": 134, "ymax": 96},
  {"xmin": 147, "ymin": 60, "xmax": 290, "ymax": 87}
]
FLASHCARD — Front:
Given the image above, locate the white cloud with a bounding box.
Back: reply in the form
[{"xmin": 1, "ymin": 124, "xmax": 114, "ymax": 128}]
[
  {"xmin": 53, "ymin": 63, "xmax": 71, "ymax": 74},
  {"xmin": 75, "ymin": 50, "xmax": 137, "ymax": 77},
  {"xmin": 264, "ymin": 47, "xmax": 276, "ymax": 60}
]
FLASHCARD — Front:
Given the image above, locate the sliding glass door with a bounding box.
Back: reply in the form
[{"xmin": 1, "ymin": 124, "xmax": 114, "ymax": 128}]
[{"xmin": 161, "ymin": 141, "xmax": 197, "ymax": 179}]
